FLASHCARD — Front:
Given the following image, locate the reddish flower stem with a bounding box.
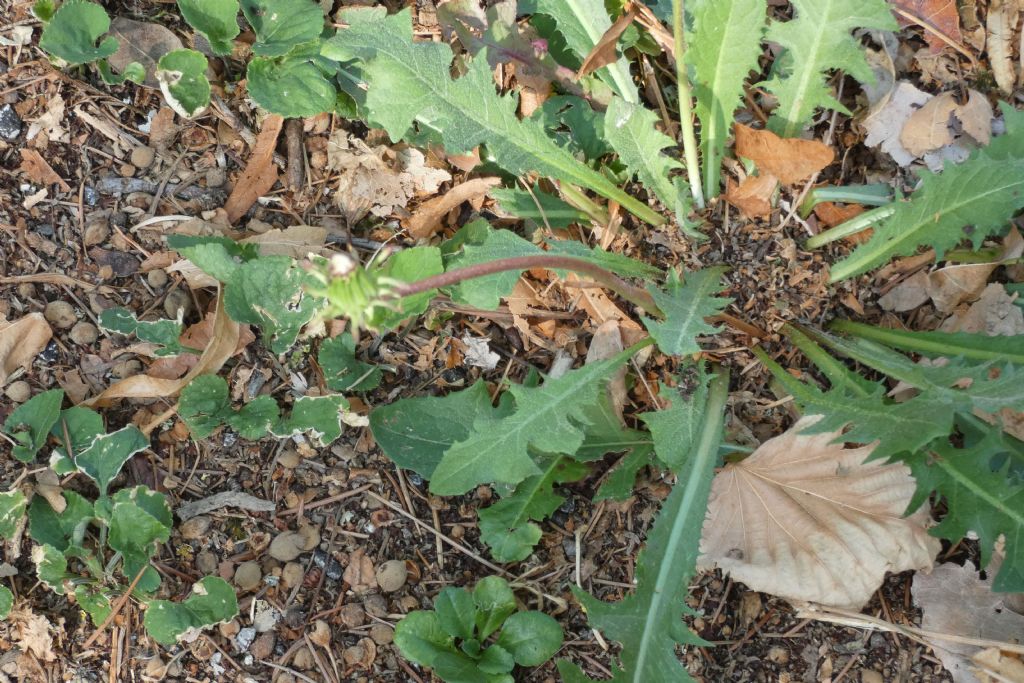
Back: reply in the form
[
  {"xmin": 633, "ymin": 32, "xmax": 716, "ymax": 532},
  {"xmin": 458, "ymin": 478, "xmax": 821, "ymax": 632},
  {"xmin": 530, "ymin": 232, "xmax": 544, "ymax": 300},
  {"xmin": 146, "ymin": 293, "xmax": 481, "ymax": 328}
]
[{"xmin": 391, "ymin": 255, "xmax": 661, "ymax": 315}]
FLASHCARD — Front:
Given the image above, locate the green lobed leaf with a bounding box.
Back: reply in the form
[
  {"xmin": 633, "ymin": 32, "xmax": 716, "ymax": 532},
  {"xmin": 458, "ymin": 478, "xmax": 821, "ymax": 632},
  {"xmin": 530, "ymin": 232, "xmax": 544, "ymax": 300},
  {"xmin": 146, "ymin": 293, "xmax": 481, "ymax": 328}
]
[
  {"xmin": 166, "ymin": 235, "xmax": 258, "ymax": 283},
  {"xmin": 240, "ymin": 0, "xmax": 324, "ymax": 57},
  {"xmin": 435, "ymin": 587, "xmax": 477, "ymax": 641},
  {"xmin": 223, "ymin": 256, "xmax": 322, "ymax": 354},
  {"xmin": 473, "ymin": 576, "xmax": 516, "ymax": 640},
  {"xmin": 246, "ymin": 55, "xmax": 338, "ymax": 118},
  {"xmin": 74, "ymin": 585, "xmax": 112, "ymax": 625},
  {"xmin": 0, "ymin": 490, "xmax": 27, "ymax": 539},
  {"xmin": 370, "ymin": 381, "xmax": 512, "ymax": 479},
  {"xmin": 28, "ymin": 491, "xmax": 93, "ymax": 552},
  {"xmin": 177, "ymin": 0, "xmax": 240, "ymax": 55},
  {"xmin": 763, "ymin": 0, "xmax": 896, "ymax": 137},
  {"xmin": 0, "ymin": 585, "xmax": 12, "ymax": 619},
  {"xmin": 830, "ymin": 105, "xmax": 1024, "ymax": 281},
  {"xmin": 271, "ymin": 394, "xmax": 351, "ymax": 446},
  {"xmin": 394, "ymin": 611, "xmax": 459, "ymax": 668},
  {"xmin": 74, "ymin": 425, "xmax": 150, "ymax": 496},
  {"xmin": 107, "ymin": 486, "xmax": 172, "ymax": 585},
  {"xmin": 156, "ymin": 49, "xmax": 211, "ymax": 118},
  {"xmin": 319, "ymin": 333, "xmax": 381, "ymax": 392},
  {"xmin": 908, "ymin": 433, "xmax": 1024, "ymax": 592},
  {"xmin": 99, "ymin": 307, "xmax": 184, "ymax": 357},
  {"xmin": 429, "ymin": 346, "xmax": 640, "ymax": 495},
  {"xmin": 179, "ymin": 375, "xmax": 231, "ymax": 439},
  {"xmin": 563, "ymin": 367, "xmax": 729, "ymax": 682},
  {"xmin": 687, "ymin": 0, "xmax": 767, "ymax": 196},
  {"xmin": 226, "ymin": 396, "xmax": 279, "ymax": 440},
  {"xmin": 50, "ymin": 406, "xmax": 105, "ymax": 462},
  {"xmin": 367, "ymin": 246, "xmax": 445, "ymax": 330},
  {"xmin": 33, "ymin": 0, "xmax": 57, "ymax": 22},
  {"xmin": 39, "ymin": 0, "xmax": 118, "ymax": 65},
  {"xmin": 478, "ymin": 456, "xmax": 588, "ymax": 563},
  {"xmin": 490, "ymin": 184, "xmax": 587, "ymax": 229},
  {"xmin": 536, "ymin": 96, "xmax": 612, "ymax": 161},
  {"xmin": 642, "ymin": 268, "xmax": 730, "ymax": 357},
  {"xmin": 603, "ymin": 98, "xmax": 685, "ymax": 217},
  {"xmin": 322, "ymin": 8, "xmax": 664, "ymax": 226},
  {"xmin": 520, "ymin": 0, "xmax": 638, "ymax": 103},
  {"xmin": 495, "ymin": 611, "xmax": 563, "ymax": 666},
  {"xmin": 595, "ymin": 443, "xmax": 656, "ymax": 501},
  {"xmin": 3, "ymin": 389, "xmax": 64, "ymax": 463},
  {"xmin": 639, "ymin": 368, "xmax": 712, "ymax": 470},
  {"xmin": 145, "ymin": 577, "xmax": 239, "ymax": 645}
]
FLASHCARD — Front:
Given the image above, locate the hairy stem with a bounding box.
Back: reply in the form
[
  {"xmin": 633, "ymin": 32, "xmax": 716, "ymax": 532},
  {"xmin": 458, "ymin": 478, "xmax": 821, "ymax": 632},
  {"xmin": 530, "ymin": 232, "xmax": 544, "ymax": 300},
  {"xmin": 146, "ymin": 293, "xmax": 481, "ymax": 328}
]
[
  {"xmin": 392, "ymin": 255, "xmax": 661, "ymax": 315},
  {"xmin": 673, "ymin": 0, "xmax": 705, "ymax": 210}
]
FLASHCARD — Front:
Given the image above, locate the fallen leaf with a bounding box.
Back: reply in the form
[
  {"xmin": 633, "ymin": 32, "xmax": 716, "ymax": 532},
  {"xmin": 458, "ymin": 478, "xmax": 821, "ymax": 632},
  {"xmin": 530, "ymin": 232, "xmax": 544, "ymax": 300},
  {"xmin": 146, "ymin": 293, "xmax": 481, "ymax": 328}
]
[
  {"xmin": 900, "ymin": 91, "xmax": 959, "ymax": 156},
  {"xmin": 973, "ymin": 648, "xmax": 1024, "ymax": 683},
  {"xmin": 926, "ymin": 264, "xmax": 997, "ymax": 312},
  {"xmin": 19, "ymin": 149, "xmax": 70, "ymax": 191},
  {"xmin": 878, "ymin": 269, "xmax": 931, "ymax": 312},
  {"xmin": 459, "ymin": 333, "xmax": 500, "ymax": 371},
  {"xmin": 82, "ymin": 291, "xmax": 240, "ymax": 406},
  {"xmin": 725, "ymin": 174, "xmax": 777, "ymax": 219},
  {"xmin": 576, "ymin": 9, "xmax": 636, "ymax": 80},
  {"xmin": 585, "ymin": 319, "xmax": 627, "ymax": 422},
  {"xmin": 863, "ymin": 81, "xmax": 933, "ymax": 166},
  {"xmin": 10, "ymin": 607, "xmax": 56, "ymax": 661},
  {"xmin": 698, "ymin": 416, "xmax": 940, "ymax": 609},
  {"xmin": 939, "ymin": 283, "xmax": 1024, "ymax": 336},
  {"xmin": 733, "ymin": 124, "xmax": 835, "ymax": 185},
  {"xmin": 22, "ymin": 188, "xmax": 47, "ymax": 209},
  {"xmin": 26, "ymin": 93, "xmax": 68, "ymax": 143},
  {"xmin": 224, "ymin": 115, "xmax": 284, "ymax": 224},
  {"xmin": 405, "ymin": 177, "xmax": 502, "ymax": 238},
  {"xmin": 955, "ymin": 89, "xmax": 993, "ymax": 145},
  {"xmin": 0, "ymin": 313, "xmax": 52, "ymax": 385},
  {"xmin": 986, "ymin": 0, "xmax": 1021, "ymax": 94},
  {"xmin": 343, "ymin": 548, "xmax": 377, "ymax": 594},
  {"xmin": 107, "ymin": 17, "xmax": 184, "ymax": 87},
  {"xmin": 147, "ymin": 310, "xmax": 255, "ymax": 380},
  {"xmin": 913, "ymin": 560, "xmax": 1024, "ymax": 683},
  {"xmin": 56, "ymin": 369, "xmax": 91, "ymax": 404},
  {"xmin": 891, "ymin": 0, "xmax": 963, "ymax": 53},
  {"xmin": 148, "ymin": 107, "xmax": 179, "ymax": 150}
]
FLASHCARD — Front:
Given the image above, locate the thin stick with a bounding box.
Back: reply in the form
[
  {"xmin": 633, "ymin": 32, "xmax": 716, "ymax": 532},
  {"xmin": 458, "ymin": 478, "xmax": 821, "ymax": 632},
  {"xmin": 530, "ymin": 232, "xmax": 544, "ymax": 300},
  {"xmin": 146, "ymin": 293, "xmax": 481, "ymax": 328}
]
[
  {"xmin": 82, "ymin": 565, "xmax": 149, "ymax": 650},
  {"xmin": 672, "ymin": 0, "xmax": 705, "ymax": 209}
]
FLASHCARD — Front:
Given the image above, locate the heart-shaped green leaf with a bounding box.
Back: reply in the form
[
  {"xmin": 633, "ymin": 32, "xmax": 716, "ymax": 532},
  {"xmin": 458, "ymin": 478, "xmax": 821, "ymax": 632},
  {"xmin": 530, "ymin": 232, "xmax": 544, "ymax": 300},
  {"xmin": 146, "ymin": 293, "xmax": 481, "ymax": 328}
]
[
  {"xmin": 496, "ymin": 611, "xmax": 563, "ymax": 666},
  {"xmin": 246, "ymin": 55, "xmax": 337, "ymax": 118},
  {"xmin": 0, "ymin": 490, "xmax": 27, "ymax": 539},
  {"xmin": 3, "ymin": 389, "xmax": 64, "ymax": 463},
  {"xmin": 39, "ymin": 0, "xmax": 118, "ymax": 65},
  {"xmin": 178, "ymin": 0, "xmax": 240, "ymax": 55},
  {"xmin": 156, "ymin": 49, "xmax": 211, "ymax": 118},
  {"xmin": 74, "ymin": 426, "xmax": 149, "ymax": 496},
  {"xmin": 144, "ymin": 577, "xmax": 239, "ymax": 644},
  {"xmin": 241, "ymin": 0, "xmax": 324, "ymax": 57}
]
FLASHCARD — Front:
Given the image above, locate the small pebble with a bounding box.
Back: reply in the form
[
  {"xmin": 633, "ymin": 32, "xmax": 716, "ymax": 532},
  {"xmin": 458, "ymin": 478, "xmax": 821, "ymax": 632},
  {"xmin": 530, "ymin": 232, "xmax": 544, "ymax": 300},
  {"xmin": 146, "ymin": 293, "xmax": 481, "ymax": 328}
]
[
  {"xmin": 296, "ymin": 523, "xmax": 320, "ymax": 551},
  {"xmin": 44, "ymin": 300, "xmax": 77, "ymax": 329},
  {"xmin": 206, "ymin": 167, "xmax": 227, "ymax": 187},
  {"xmin": 247, "ymin": 218, "xmax": 274, "ymax": 234},
  {"xmin": 196, "ymin": 550, "xmax": 218, "ymax": 575},
  {"xmin": 339, "ymin": 604, "xmax": 365, "ymax": 628},
  {"xmin": 234, "ymin": 627, "xmax": 256, "ymax": 652},
  {"xmin": 146, "ymin": 269, "xmax": 168, "ymax": 288},
  {"xmin": 69, "ymin": 321, "xmax": 98, "ymax": 346},
  {"xmin": 131, "ymin": 146, "xmax": 156, "ymax": 169},
  {"xmin": 369, "ymin": 624, "xmax": 393, "ymax": 645},
  {"xmin": 363, "ymin": 594, "xmax": 387, "ymax": 618},
  {"xmin": 234, "ymin": 561, "xmax": 262, "ymax": 591},
  {"xmin": 83, "ymin": 219, "xmax": 109, "ymax": 247},
  {"xmin": 0, "ymin": 104, "xmax": 22, "ymax": 141},
  {"xmin": 278, "ymin": 449, "xmax": 300, "ymax": 469},
  {"xmin": 268, "ymin": 532, "xmax": 305, "ymax": 562},
  {"xmin": 375, "ymin": 560, "xmax": 407, "ymax": 593},
  {"xmin": 119, "ymin": 163, "xmax": 136, "ymax": 177},
  {"xmin": 291, "ymin": 647, "xmax": 314, "ymax": 670},
  {"xmin": 281, "ymin": 562, "xmax": 304, "ymax": 589},
  {"xmin": 5, "ymin": 381, "xmax": 31, "ymax": 403},
  {"xmin": 179, "ymin": 515, "xmax": 211, "ymax": 540},
  {"xmin": 250, "ymin": 632, "xmax": 275, "ymax": 660},
  {"xmin": 163, "ymin": 288, "xmax": 192, "ymax": 319},
  {"xmin": 110, "ymin": 359, "xmax": 142, "ymax": 379}
]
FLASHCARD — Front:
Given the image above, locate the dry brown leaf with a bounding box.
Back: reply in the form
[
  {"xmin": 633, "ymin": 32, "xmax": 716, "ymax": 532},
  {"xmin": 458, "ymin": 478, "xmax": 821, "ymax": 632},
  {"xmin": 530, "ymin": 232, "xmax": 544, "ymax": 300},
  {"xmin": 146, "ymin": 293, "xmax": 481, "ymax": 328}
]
[
  {"xmin": 0, "ymin": 313, "xmax": 52, "ymax": 386},
  {"xmin": 725, "ymin": 174, "xmax": 777, "ymax": 219},
  {"xmin": 405, "ymin": 177, "xmax": 502, "ymax": 238},
  {"xmin": 891, "ymin": 0, "xmax": 963, "ymax": 53},
  {"xmin": 107, "ymin": 17, "xmax": 183, "ymax": 87},
  {"xmin": 9, "ymin": 606, "xmax": 57, "ymax": 662},
  {"xmin": 926, "ymin": 263, "xmax": 998, "ymax": 312},
  {"xmin": 864, "ymin": 81, "xmax": 933, "ymax": 166},
  {"xmin": 900, "ymin": 91, "xmax": 959, "ymax": 156},
  {"xmin": 224, "ymin": 114, "xmax": 283, "ymax": 224},
  {"xmin": 986, "ymin": 0, "xmax": 1021, "ymax": 94},
  {"xmin": 878, "ymin": 270, "xmax": 932, "ymax": 312},
  {"xmin": 19, "ymin": 149, "xmax": 70, "ymax": 191},
  {"xmin": 585, "ymin": 319, "xmax": 627, "ymax": 422},
  {"xmin": 913, "ymin": 560, "xmax": 1024, "ymax": 683},
  {"xmin": 698, "ymin": 416, "xmax": 940, "ymax": 609},
  {"xmin": 26, "ymin": 93, "xmax": 67, "ymax": 143},
  {"xmin": 343, "ymin": 548, "xmax": 377, "ymax": 594},
  {"xmin": 82, "ymin": 291, "xmax": 240, "ymax": 407},
  {"xmin": 147, "ymin": 310, "xmax": 255, "ymax": 380},
  {"xmin": 576, "ymin": 10, "xmax": 635, "ymax": 80},
  {"xmin": 939, "ymin": 283, "xmax": 1024, "ymax": 336},
  {"xmin": 633, "ymin": 2, "xmax": 675, "ymax": 56},
  {"xmin": 733, "ymin": 124, "xmax": 835, "ymax": 185},
  {"xmin": 956, "ymin": 89, "xmax": 994, "ymax": 145}
]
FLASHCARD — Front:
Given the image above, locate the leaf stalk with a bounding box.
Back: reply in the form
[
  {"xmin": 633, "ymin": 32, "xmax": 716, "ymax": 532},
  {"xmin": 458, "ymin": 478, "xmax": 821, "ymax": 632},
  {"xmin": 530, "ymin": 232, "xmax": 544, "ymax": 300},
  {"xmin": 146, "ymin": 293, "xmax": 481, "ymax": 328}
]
[{"xmin": 672, "ymin": 0, "xmax": 705, "ymax": 210}]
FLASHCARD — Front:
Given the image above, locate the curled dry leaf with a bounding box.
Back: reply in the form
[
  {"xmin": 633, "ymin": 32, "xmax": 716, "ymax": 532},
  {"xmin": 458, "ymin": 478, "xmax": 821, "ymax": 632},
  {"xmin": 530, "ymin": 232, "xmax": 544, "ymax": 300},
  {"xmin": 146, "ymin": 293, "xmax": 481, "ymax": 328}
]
[
  {"xmin": 912, "ymin": 560, "xmax": 1024, "ymax": 683},
  {"xmin": 576, "ymin": 9, "xmax": 636, "ymax": 80},
  {"xmin": 147, "ymin": 309, "xmax": 255, "ymax": 380},
  {"xmin": 585, "ymin": 319, "xmax": 627, "ymax": 422},
  {"xmin": 0, "ymin": 313, "xmax": 52, "ymax": 386},
  {"xmin": 864, "ymin": 81, "xmax": 932, "ymax": 166},
  {"xmin": 900, "ymin": 91, "xmax": 960, "ymax": 156},
  {"xmin": 986, "ymin": 0, "xmax": 1021, "ymax": 94},
  {"xmin": 939, "ymin": 283, "xmax": 1024, "ymax": 336},
  {"xmin": 81, "ymin": 291, "xmax": 240, "ymax": 407},
  {"xmin": 19, "ymin": 149, "xmax": 70, "ymax": 192},
  {"xmin": 890, "ymin": 0, "xmax": 963, "ymax": 54},
  {"xmin": 725, "ymin": 174, "xmax": 777, "ymax": 219},
  {"xmin": 224, "ymin": 115, "xmax": 284, "ymax": 224},
  {"xmin": 733, "ymin": 124, "xmax": 835, "ymax": 185},
  {"xmin": 698, "ymin": 416, "xmax": 940, "ymax": 609},
  {"xmin": 405, "ymin": 176, "xmax": 501, "ymax": 238}
]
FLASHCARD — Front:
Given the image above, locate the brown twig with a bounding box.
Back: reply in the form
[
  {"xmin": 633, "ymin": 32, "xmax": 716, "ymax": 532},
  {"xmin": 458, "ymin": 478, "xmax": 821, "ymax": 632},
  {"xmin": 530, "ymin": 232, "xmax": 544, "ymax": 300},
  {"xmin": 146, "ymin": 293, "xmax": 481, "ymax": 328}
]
[{"xmin": 81, "ymin": 565, "xmax": 149, "ymax": 650}]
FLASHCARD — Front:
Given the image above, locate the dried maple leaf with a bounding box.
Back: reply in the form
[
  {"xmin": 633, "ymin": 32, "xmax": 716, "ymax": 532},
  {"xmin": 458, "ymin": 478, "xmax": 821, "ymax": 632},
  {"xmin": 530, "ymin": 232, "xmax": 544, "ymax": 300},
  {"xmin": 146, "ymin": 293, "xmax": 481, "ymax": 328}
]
[
  {"xmin": 698, "ymin": 416, "xmax": 940, "ymax": 609},
  {"xmin": 733, "ymin": 124, "xmax": 835, "ymax": 185}
]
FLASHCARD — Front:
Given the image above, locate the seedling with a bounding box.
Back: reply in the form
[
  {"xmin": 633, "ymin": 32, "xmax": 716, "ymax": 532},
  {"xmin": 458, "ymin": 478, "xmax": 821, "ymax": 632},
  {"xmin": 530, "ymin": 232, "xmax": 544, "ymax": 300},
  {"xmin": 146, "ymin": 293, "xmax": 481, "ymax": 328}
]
[
  {"xmin": 0, "ymin": 390, "xmax": 238, "ymax": 643},
  {"xmin": 395, "ymin": 576, "xmax": 564, "ymax": 683}
]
